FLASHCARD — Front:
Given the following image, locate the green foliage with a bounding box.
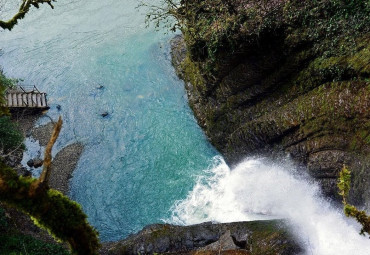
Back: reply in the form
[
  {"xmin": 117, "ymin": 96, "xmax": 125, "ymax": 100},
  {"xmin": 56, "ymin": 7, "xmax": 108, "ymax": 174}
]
[
  {"xmin": 0, "ymin": 116, "xmax": 24, "ymax": 153},
  {"xmin": 0, "ymin": 162, "xmax": 101, "ymax": 254},
  {"xmin": 180, "ymin": 55, "xmax": 206, "ymax": 89},
  {"xmin": 337, "ymin": 166, "xmax": 351, "ymax": 203},
  {"xmin": 146, "ymin": 0, "xmax": 369, "ymax": 73},
  {"xmin": 0, "ymin": 69, "xmax": 17, "ymax": 89},
  {"xmin": 0, "ymin": 70, "xmax": 24, "ymax": 154},
  {"xmin": 0, "ymin": 205, "xmax": 8, "ymax": 229},
  {"xmin": 337, "ymin": 166, "xmax": 370, "ymax": 237},
  {"xmin": 0, "ymin": 69, "xmax": 16, "ymax": 116},
  {"xmin": 0, "ymin": 233, "xmax": 70, "ymax": 255}
]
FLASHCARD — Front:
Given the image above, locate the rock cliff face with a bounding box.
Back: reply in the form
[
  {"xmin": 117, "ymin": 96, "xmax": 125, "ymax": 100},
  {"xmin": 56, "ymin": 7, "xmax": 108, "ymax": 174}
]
[
  {"xmin": 170, "ymin": 0, "xmax": 370, "ymax": 207},
  {"xmin": 109, "ymin": 220, "xmax": 302, "ymax": 254}
]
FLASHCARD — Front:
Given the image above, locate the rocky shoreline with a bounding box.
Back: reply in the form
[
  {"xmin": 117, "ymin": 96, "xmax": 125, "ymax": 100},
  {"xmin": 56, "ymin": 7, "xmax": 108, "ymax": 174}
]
[
  {"xmin": 2, "ymin": 109, "xmax": 85, "ymax": 248},
  {"xmin": 8, "ymin": 109, "xmax": 84, "ymax": 194}
]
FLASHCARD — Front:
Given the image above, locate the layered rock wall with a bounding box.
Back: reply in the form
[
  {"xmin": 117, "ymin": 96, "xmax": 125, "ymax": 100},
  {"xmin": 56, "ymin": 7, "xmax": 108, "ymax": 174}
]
[{"xmin": 171, "ymin": 0, "xmax": 370, "ymax": 207}]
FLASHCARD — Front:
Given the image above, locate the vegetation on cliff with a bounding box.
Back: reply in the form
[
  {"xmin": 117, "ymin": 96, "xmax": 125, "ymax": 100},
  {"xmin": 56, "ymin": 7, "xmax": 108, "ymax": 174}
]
[
  {"xmin": 0, "ymin": 71, "xmax": 23, "ymax": 156},
  {"xmin": 0, "ymin": 205, "xmax": 69, "ymax": 255},
  {"xmin": 338, "ymin": 166, "xmax": 370, "ymax": 237},
  {"xmin": 0, "ymin": 161, "xmax": 100, "ymax": 254},
  {"xmin": 0, "ymin": 118, "xmax": 100, "ymax": 254},
  {"xmin": 163, "ymin": 0, "xmax": 369, "ymax": 205}
]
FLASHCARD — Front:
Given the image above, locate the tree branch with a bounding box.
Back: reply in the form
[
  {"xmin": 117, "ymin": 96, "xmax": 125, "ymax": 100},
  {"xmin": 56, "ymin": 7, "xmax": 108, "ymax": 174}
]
[
  {"xmin": 38, "ymin": 116, "xmax": 62, "ymax": 185},
  {"xmin": 0, "ymin": 0, "xmax": 56, "ymax": 31}
]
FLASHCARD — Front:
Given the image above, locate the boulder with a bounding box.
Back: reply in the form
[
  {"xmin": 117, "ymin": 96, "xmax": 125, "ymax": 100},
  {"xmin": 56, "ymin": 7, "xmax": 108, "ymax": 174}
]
[
  {"xmin": 27, "ymin": 158, "xmax": 43, "ymax": 168},
  {"xmin": 108, "ymin": 220, "xmax": 302, "ymax": 255},
  {"xmin": 101, "ymin": 112, "xmax": 109, "ymax": 118}
]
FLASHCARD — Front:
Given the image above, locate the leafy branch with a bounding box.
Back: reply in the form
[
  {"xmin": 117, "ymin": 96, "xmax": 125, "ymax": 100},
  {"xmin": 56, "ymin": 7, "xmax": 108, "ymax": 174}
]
[{"xmin": 138, "ymin": 0, "xmax": 182, "ymax": 32}]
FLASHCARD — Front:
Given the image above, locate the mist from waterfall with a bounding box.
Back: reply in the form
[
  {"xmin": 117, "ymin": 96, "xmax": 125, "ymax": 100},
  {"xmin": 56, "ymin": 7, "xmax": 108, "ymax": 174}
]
[{"xmin": 170, "ymin": 156, "xmax": 370, "ymax": 254}]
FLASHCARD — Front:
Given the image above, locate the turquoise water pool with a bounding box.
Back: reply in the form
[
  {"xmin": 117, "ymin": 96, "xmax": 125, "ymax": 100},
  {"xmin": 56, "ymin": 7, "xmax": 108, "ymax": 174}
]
[{"xmin": 0, "ymin": 0, "xmax": 218, "ymax": 241}]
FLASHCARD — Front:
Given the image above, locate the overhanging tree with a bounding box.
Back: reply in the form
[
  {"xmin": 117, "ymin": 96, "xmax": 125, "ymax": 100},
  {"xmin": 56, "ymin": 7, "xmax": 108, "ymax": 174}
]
[{"xmin": 0, "ymin": 0, "xmax": 56, "ymax": 30}]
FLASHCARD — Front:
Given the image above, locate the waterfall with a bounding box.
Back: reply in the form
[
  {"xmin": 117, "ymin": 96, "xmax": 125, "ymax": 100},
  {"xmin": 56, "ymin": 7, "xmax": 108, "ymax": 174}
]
[{"xmin": 170, "ymin": 156, "xmax": 370, "ymax": 254}]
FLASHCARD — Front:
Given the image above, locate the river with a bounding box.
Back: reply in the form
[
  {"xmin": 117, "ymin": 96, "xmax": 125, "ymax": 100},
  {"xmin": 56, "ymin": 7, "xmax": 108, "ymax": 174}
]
[{"xmin": 0, "ymin": 1, "xmax": 369, "ymax": 254}]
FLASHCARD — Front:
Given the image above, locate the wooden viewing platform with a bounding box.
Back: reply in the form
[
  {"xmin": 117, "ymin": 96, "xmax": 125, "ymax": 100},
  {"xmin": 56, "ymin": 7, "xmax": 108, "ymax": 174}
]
[{"xmin": 5, "ymin": 85, "xmax": 49, "ymax": 109}]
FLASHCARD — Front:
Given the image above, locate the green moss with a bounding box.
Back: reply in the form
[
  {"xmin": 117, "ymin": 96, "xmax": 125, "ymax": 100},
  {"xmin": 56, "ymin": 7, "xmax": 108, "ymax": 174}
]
[
  {"xmin": 0, "ymin": 205, "xmax": 7, "ymax": 229},
  {"xmin": 0, "ymin": 162, "xmax": 101, "ymax": 254},
  {"xmin": 244, "ymin": 220, "xmax": 298, "ymax": 255},
  {"xmin": 0, "ymin": 233, "xmax": 70, "ymax": 255},
  {"xmin": 338, "ymin": 166, "xmax": 370, "ymax": 237},
  {"xmin": 175, "ymin": 0, "xmax": 369, "ymax": 77},
  {"xmin": 0, "ymin": 116, "xmax": 24, "ymax": 152},
  {"xmin": 0, "ymin": 70, "xmax": 12, "ymax": 116},
  {"xmin": 350, "ymin": 128, "xmax": 370, "ymax": 151},
  {"xmin": 181, "ymin": 54, "xmax": 206, "ymax": 92}
]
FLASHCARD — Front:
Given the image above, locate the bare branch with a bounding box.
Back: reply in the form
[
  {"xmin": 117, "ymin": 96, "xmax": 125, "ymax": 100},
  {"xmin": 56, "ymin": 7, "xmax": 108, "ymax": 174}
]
[{"xmin": 38, "ymin": 116, "xmax": 62, "ymax": 185}]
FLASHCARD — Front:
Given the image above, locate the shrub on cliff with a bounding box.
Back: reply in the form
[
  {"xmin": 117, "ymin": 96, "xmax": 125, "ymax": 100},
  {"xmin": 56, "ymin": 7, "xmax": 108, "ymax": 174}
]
[
  {"xmin": 0, "ymin": 71, "xmax": 24, "ymax": 156},
  {"xmin": 0, "ymin": 162, "xmax": 100, "ymax": 254},
  {"xmin": 338, "ymin": 166, "xmax": 370, "ymax": 237},
  {"xmin": 0, "ymin": 116, "xmax": 24, "ymax": 154},
  {"xmin": 0, "ymin": 69, "xmax": 15, "ymax": 116},
  {"xmin": 0, "ymin": 206, "xmax": 69, "ymax": 255},
  {"xmin": 144, "ymin": 0, "xmax": 369, "ymax": 70},
  {"xmin": 0, "ymin": 233, "xmax": 70, "ymax": 255}
]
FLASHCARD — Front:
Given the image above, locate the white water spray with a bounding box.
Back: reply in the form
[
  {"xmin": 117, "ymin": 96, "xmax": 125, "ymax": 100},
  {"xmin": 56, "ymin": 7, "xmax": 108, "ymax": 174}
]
[{"xmin": 170, "ymin": 156, "xmax": 370, "ymax": 254}]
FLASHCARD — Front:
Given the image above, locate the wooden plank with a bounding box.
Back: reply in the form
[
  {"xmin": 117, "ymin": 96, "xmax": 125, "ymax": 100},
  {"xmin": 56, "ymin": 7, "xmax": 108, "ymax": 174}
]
[
  {"xmin": 44, "ymin": 93, "xmax": 48, "ymax": 107},
  {"xmin": 41, "ymin": 93, "xmax": 46, "ymax": 107},
  {"xmin": 17, "ymin": 93, "xmax": 23, "ymax": 107},
  {"xmin": 32, "ymin": 94, "xmax": 37, "ymax": 107},
  {"xmin": 7, "ymin": 93, "xmax": 12, "ymax": 107},
  {"xmin": 13, "ymin": 93, "xmax": 17, "ymax": 107},
  {"xmin": 22, "ymin": 93, "xmax": 27, "ymax": 107},
  {"xmin": 6, "ymin": 90, "xmax": 49, "ymax": 109},
  {"xmin": 36, "ymin": 94, "xmax": 41, "ymax": 107},
  {"xmin": 27, "ymin": 93, "xmax": 32, "ymax": 106},
  {"xmin": 17, "ymin": 93, "xmax": 22, "ymax": 107}
]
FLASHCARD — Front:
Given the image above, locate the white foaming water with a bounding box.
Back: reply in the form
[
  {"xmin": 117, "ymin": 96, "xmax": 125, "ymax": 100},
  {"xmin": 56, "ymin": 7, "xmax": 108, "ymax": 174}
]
[{"xmin": 170, "ymin": 156, "xmax": 370, "ymax": 255}]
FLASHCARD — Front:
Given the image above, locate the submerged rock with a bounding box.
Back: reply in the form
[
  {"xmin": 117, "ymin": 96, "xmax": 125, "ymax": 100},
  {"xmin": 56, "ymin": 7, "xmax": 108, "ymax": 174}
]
[
  {"xmin": 108, "ymin": 220, "xmax": 302, "ymax": 255},
  {"xmin": 49, "ymin": 143, "xmax": 84, "ymax": 195},
  {"xmin": 31, "ymin": 122, "xmax": 54, "ymax": 147},
  {"xmin": 101, "ymin": 112, "xmax": 109, "ymax": 117},
  {"xmin": 26, "ymin": 159, "xmax": 34, "ymax": 167},
  {"xmin": 27, "ymin": 158, "xmax": 43, "ymax": 168}
]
